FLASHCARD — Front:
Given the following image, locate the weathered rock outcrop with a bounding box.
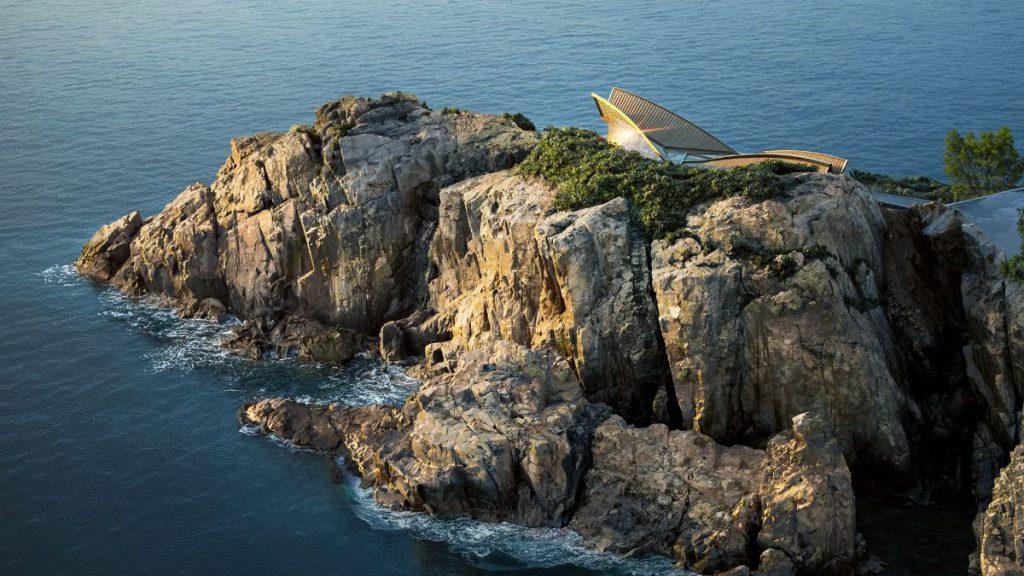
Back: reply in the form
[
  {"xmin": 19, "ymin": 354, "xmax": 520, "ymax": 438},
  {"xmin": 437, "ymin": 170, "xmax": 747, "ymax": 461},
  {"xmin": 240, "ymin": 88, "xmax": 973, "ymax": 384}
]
[
  {"xmin": 758, "ymin": 412, "xmax": 857, "ymax": 575},
  {"xmin": 884, "ymin": 204, "xmax": 1024, "ymax": 499},
  {"xmin": 569, "ymin": 415, "xmax": 765, "ymax": 572},
  {"xmin": 972, "ymin": 445, "xmax": 1024, "ymax": 576},
  {"xmin": 78, "ymin": 93, "xmax": 538, "ymax": 361},
  {"xmin": 651, "ymin": 174, "xmax": 911, "ymax": 478},
  {"xmin": 650, "ymin": 174, "xmax": 1024, "ymax": 498},
  {"xmin": 243, "ymin": 364, "xmax": 855, "ymax": 576},
  {"xmin": 76, "ymin": 210, "xmax": 142, "ymax": 282},
  {"xmin": 402, "ymin": 171, "xmax": 671, "ymax": 423},
  {"xmin": 243, "ymin": 341, "xmax": 610, "ymax": 527},
  {"xmin": 83, "ymin": 96, "xmax": 1024, "ymax": 574}
]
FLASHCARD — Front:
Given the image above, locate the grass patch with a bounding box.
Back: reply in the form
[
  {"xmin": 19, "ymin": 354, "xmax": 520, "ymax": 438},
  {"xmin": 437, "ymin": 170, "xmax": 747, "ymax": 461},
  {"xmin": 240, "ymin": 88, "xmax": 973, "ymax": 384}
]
[{"xmin": 517, "ymin": 127, "xmax": 812, "ymax": 240}]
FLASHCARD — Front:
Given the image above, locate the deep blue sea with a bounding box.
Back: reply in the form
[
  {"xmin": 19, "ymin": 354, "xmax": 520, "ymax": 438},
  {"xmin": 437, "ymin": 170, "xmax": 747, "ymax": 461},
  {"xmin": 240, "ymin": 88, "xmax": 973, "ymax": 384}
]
[{"xmin": 2, "ymin": 1, "xmax": 1023, "ymax": 575}]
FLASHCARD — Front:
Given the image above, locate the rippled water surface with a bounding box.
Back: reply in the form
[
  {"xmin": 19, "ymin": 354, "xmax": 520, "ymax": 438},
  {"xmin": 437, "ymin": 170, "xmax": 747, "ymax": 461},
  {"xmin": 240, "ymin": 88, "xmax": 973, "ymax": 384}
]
[{"xmin": 2, "ymin": 1, "xmax": 1023, "ymax": 575}]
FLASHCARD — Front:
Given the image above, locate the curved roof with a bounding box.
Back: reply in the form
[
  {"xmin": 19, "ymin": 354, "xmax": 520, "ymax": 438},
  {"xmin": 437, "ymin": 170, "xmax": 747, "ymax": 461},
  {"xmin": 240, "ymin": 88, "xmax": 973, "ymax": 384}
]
[
  {"xmin": 591, "ymin": 93, "xmax": 664, "ymax": 159},
  {"xmin": 703, "ymin": 153, "xmax": 832, "ymax": 173},
  {"xmin": 606, "ymin": 87, "xmax": 737, "ymax": 156},
  {"xmin": 762, "ymin": 149, "xmax": 848, "ymax": 174}
]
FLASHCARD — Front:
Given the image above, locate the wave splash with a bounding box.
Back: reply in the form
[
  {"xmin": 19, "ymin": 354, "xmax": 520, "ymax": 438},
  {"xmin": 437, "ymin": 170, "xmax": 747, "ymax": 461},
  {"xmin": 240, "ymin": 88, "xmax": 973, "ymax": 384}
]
[
  {"xmin": 42, "ymin": 262, "xmax": 419, "ymax": 407},
  {"xmin": 339, "ymin": 459, "xmax": 693, "ymax": 576},
  {"xmin": 48, "ymin": 262, "xmax": 683, "ymax": 575}
]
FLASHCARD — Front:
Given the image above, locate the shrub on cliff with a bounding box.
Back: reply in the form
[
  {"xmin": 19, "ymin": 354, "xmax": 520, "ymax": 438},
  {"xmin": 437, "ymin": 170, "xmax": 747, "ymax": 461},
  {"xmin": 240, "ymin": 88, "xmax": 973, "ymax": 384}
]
[
  {"xmin": 517, "ymin": 127, "xmax": 809, "ymax": 239},
  {"xmin": 945, "ymin": 126, "xmax": 1024, "ymax": 200},
  {"xmin": 1002, "ymin": 208, "xmax": 1024, "ymax": 282},
  {"xmin": 501, "ymin": 112, "xmax": 536, "ymax": 131},
  {"xmin": 849, "ymin": 170, "xmax": 951, "ymax": 202}
]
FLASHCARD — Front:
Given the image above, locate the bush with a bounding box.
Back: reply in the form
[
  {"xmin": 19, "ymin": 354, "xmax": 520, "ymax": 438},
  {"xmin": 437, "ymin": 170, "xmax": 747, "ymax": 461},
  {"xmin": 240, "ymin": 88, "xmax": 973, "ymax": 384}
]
[
  {"xmin": 501, "ymin": 112, "xmax": 536, "ymax": 131},
  {"xmin": 1002, "ymin": 208, "xmax": 1024, "ymax": 282},
  {"xmin": 849, "ymin": 170, "xmax": 951, "ymax": 202},
  {"xmin": 516, "ymin": 127, "xmax": 811, "ymax": 239},
  {"xmin": 945, "ymin": 126, "xmax": 1024, "ymax": 201},
  {"xmin": 441, "ymin": 106, "xmax": 463, "ymax": 115}
]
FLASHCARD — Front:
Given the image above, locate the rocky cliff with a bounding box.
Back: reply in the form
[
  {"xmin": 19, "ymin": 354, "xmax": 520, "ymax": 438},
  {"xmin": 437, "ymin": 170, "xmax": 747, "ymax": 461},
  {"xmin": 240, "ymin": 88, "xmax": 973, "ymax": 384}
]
[{"xmin": 79, "ymin": 93, "xmax": 1024, "ymax": 575}]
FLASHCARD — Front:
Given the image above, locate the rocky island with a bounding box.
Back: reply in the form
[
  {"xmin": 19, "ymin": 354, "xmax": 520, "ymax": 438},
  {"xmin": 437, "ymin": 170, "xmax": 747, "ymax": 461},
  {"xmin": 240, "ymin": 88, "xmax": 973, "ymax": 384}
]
[{"xmin": 77, "ymin": 93, "xmax": 1024, "ymax": 576}]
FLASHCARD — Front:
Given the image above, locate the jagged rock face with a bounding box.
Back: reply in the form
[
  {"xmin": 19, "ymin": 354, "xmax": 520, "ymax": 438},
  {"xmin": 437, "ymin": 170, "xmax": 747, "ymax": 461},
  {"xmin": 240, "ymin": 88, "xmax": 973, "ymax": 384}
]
[
  {"xmin": 758, "ymin": 412, "xmax": 856, "ymax": 576},
  {"xmin": 419, "ymin": 171, "xmax": 670, "ymax": 424},
  {"xmin": 242, "ymin": 341, "xmax": 610, "ymax": 528},
  {"xmin": 973, "ymin": 445, "xmax": 1024, "ymax": 576},
  {"xmin": 116, "ymin": 182, "xmax": 226, "ymax": 308},
  {"xmin": 78, "ymin": 93, "xmax": 538, "ymax": 344},
  {"xmin": 242, "ymin": 348, "xmax": 856, "ymax": 576},
  {"xmin": 570, "ymin": 411, "xmax": 855, "ymax": 575},
  {"xmin": 651, "ymin": 174, "xmax": 911, "ymax": 477},
  {"xmin": 569, "ymin": 415, "xmax": 764, "ymax": 573},
  {"xmin": 885, "ymin": 204, "xmax": 1024, "ymax": 498},
  {"xmin": 76, "ymin": 210, "xmax": 142, "ymax": 282},
  {"xmin": 650, "ymin": 173, "xmax": 1024, "ymax": 496}
]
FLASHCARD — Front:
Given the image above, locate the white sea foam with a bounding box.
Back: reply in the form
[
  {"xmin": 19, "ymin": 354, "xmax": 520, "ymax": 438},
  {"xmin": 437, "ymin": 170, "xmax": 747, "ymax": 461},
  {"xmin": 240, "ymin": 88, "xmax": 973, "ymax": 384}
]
[
  {"xmin": 51, "ymin": 261, "xmax": 674, "ymax": 573},
  {"xmin": 47, "ymin": 260, "xmax": 420, "ymax": 407},
  {"xmin": 38, "ymin": 264, "xmax": 85, "ymax": 287},
  {"xmin": 339, "ymin": 460, "xmax": 693, "ymax": 575}
]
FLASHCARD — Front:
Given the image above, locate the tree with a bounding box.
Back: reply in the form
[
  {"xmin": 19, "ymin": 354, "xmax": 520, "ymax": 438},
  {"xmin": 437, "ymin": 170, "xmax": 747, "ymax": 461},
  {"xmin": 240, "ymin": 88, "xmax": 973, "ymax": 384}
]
[{"xmin": 944, "ymin": 126, "xmax": 1024, "ymax": 200}]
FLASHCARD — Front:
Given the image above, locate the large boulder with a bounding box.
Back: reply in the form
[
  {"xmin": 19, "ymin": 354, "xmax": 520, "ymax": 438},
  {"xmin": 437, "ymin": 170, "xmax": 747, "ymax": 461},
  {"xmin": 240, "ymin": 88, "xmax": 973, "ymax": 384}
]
[
  {"xmin": 972, "ymin": 445, "xmax": 1024, "ymax": 576},
  {"xmin": 570, "ymin": 411, "xmax": 856, "ymax": 575},
  {"xmin": 76, "ymin": 210, "xmax": 142, "ymax": 282},
  {"xmin": 758, "ymin": 412, "xmax": 857, "ymax": 576},
  {"xmin": 569, "ymin": 415, "xmax": 764, "ymax": 573}
]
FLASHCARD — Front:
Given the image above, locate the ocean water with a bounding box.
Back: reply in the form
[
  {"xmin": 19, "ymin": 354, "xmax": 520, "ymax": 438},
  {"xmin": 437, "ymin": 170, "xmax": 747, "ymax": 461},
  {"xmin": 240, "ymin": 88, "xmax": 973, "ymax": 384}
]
[{"xmin": 1, "ymin": 1, "xmax": 1022, "ymax": 575}]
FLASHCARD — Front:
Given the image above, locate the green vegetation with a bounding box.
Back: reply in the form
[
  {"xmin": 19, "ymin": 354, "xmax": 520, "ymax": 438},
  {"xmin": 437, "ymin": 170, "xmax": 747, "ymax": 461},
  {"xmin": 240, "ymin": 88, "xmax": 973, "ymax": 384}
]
[
  {"xmin": 727, "ymin": 237, "xmax": 836, "ymax": 279},
  {"xmin": 441, "ymin": 106, "xmax": 464, "ymax": 115},
  {"xmin": 516, "ymin": 127, "xmax": 814, "ymax": 240},
  {"xmin": 289, "ymin": 123, "xmax": 315, "ymax": 136},
  {"xmin": 1001, "ymin": 208, "xmax": 1024, "ymax": 282},
  {"xmin": 849, "ymin": 170, "xmax": 951, "ymax": 202},
  {"xmin": 945, "ymin": 126, "xmax": 1024, "ymax": 200},
  {"xmin": 501, "ymin": 112, "xmax": 536, "ymax": 131}
]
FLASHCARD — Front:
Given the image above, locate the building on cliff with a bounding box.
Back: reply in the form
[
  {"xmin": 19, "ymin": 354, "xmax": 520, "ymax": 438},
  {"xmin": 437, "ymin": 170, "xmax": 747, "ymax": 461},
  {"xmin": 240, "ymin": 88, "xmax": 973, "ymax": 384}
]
[{"xmin": 592, "ymin": 86, "xmax": 848, "ymax": 173}]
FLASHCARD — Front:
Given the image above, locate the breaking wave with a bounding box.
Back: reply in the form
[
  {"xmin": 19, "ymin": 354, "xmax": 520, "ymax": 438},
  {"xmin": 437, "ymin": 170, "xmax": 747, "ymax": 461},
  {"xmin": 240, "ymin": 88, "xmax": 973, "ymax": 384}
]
[
  {"xmin": 41, "ymin": 262, "xmax": 419, "ymax": 407},
  {"xmin": 339, "ymin": 459, "xmax": 692, "ymax": 576},
  {"xmin": 48, "ymin": 262, "xmax": 686, "ymax": 575}
]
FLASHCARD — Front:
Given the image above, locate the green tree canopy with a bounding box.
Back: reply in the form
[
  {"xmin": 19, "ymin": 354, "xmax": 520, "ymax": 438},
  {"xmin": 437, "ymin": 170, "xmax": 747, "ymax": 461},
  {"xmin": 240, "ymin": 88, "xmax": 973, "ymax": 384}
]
[{"xmin": 944, "ymin": 126, "xmax": 1024, "ymax": 200}]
